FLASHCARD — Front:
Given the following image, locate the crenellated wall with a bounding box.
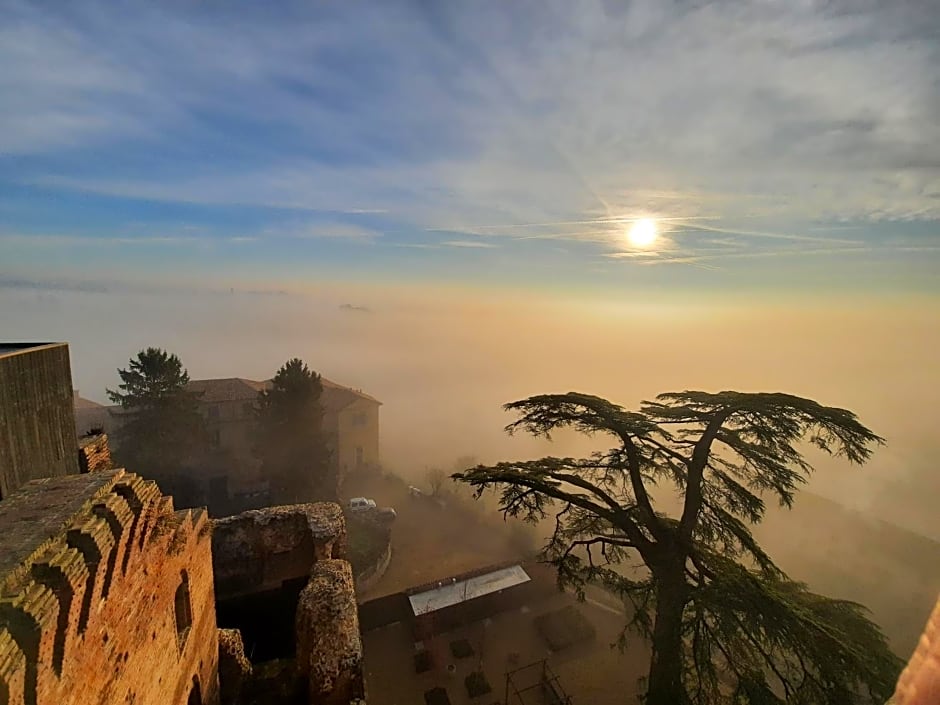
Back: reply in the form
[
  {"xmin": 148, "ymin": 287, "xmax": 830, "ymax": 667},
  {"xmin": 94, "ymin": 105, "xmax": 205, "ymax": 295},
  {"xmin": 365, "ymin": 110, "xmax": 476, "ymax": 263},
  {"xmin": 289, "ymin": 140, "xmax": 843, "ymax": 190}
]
[
  {"xmin": 0, "ymin": 469, "xmax": 219, "ymax": 705},
  {"xmin": 77, "ymin": 434, "xmax": 112, "ymax": 474}
]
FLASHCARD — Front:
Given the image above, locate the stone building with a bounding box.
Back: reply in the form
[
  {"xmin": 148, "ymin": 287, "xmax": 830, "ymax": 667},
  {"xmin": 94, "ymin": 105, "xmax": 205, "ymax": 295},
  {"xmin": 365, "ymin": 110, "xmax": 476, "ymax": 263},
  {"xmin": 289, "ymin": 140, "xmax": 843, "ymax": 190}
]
[
  {"xmin": 74, "ymin": 376, "xmax": 381, "ymax": 510},
  {"xmin": 186, "ymin": 377, "xmax": 381, "ymax": 496},
  {"xmin": 0, "ymin": 344, "xmax": 80, "ymax": 499},
  {"xmin": 0, "ymin": 469, "xmax": 219, "ymax": 705}
]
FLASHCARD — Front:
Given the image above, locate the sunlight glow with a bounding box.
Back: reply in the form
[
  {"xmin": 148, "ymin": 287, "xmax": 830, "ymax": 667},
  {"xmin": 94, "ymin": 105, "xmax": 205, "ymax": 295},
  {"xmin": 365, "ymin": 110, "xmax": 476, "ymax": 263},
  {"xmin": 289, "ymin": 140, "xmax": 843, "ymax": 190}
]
[{"xmin": 627, "ymin": 218, "xmax": 659, "ymax": 248}]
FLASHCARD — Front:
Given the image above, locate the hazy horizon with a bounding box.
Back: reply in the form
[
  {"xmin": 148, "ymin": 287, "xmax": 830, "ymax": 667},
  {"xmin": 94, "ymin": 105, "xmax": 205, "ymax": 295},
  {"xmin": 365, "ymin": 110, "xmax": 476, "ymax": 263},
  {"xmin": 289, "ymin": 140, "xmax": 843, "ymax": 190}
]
[
  {"xmin": 1, "ymin": 0, "xmax": 938, "ymax": 574},
  {"xmin": 4, "ymin": 281, "xmax": 937, "ymax": 542}
]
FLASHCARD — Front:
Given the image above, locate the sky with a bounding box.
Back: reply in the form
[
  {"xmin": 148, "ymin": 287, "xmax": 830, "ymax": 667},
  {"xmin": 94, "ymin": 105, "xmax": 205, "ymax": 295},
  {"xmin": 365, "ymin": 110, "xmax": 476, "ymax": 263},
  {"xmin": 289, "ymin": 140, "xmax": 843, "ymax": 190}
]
[
  {"xmin": 1, "ymin": 0, "xmax": 938, "ymax": 294},
  {"xmin": 1, "ymin": 1, "xmax": 939, "ymax": 535}
]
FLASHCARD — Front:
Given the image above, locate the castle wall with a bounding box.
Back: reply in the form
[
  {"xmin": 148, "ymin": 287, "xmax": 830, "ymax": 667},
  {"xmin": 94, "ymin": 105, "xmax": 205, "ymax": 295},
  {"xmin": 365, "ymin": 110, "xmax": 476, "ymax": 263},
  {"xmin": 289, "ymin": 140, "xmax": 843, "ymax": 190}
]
[
  {"xmin": 77, "ymin": 434, "xmax": 112, "ymax": 474},
  {"xmin": 0, "ymin": 470, "xmax": 219, "ymax": 705},
  {"xmin": 212, "ymin": 503, "xmax": 364, "ymax": 704},
  {"xmin": 211, "ymin": 503, "xmax": 346, "ymax": 601}
]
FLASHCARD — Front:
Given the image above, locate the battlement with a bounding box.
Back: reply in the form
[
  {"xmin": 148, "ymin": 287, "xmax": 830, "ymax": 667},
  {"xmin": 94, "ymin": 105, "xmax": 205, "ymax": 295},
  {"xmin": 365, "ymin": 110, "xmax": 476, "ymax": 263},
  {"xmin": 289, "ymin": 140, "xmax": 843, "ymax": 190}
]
[
  {"xmin": 0, "ymin": 470, "xmax": 218, "ymax": 705},
  {"xmin": 77, "ymin": 433, "xmax": 112, "ymax": 474}
]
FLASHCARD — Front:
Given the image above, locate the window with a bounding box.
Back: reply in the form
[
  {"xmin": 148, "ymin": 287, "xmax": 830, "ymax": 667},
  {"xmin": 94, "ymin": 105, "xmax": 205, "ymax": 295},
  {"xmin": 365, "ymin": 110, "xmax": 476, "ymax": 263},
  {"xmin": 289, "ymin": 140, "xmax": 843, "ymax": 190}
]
[
  {"xmin": 175, "ymin": 570, "xmax": 193, "ymax": 648},
  {"xmin": 352, "ymin": 412, "xmax": 367, "ymax": 427},
  {"xmin": 242, "ymin": 402, "xmax": 255, "ymax": 418},
  {"xmin": 207, "ymin": 404, "xmax": 220, "ymax": 420},
  {"xmin": 211, "ymin": 429, "xmax": 221, "ymax": 447},
  {"xmin": 355, "ymin": 446, "xmax": 364, "ymax": 467},
  {"xmin": 187, "ymin": 676, "xmax": 202, "ymax": 705}
]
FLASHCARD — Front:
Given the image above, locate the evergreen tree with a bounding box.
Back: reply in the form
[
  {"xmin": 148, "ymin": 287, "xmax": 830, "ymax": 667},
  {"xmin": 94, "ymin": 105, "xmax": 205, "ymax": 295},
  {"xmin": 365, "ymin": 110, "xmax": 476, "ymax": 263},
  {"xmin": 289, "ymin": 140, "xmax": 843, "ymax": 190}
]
[
  {"xmin": 454, "ymin": 391, "xmax": 903, "ymax": 705},
  {"xmin": 254, "ymin": 358, "xmax": 334, "ymax": 504},
  {"xmin": 107, "ymin": 347, "xmax": 207, "ymax": 479}
]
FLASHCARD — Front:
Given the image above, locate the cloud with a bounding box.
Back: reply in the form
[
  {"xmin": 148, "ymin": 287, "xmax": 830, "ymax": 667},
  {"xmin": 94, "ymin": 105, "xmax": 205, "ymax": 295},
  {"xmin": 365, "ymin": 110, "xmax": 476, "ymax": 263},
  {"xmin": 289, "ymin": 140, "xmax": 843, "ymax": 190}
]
[
  {"xmin": 270, "ymin": 222, "xmax": 382, "ymax": 242},
  {"xmin": 441, "ymin": 240, "xmax": 499, "ymax": 249},
  {"xmin": 1, "ymin": 0, "xmax": 938, "ymax": 281},
  {"xmin": 0, "ymin": 232, "xmax": 255, "ymax": 247}
]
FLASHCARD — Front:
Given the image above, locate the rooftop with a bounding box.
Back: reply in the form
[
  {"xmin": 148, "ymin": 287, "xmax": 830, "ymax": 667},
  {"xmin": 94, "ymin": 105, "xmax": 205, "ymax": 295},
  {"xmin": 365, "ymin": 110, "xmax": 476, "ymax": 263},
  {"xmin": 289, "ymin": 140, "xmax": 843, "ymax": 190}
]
[
  {"xmin": 0, "ymin": 342, "xmax": 65, "ymax": 358},
  {"xmin": 409, "ymin": 565, "xmax": 531, "ymax": 616},
  {"xmin": 74, "ymin": 392, "xmax": 106, "ymax": 409},
  {"xmin": 186, "ymin": 377, "xmax": 271, "ymax": 404},
  {"xmin": 0, "ymin": 470, "xmax": 127, "ymax": 585},
  {"xmin": 186, "ymin": 376, "xmax": 381, "ymax": 409},
  {"xmin": 363, "ymin": 583, "xmax": 646, "ymax": 705}
]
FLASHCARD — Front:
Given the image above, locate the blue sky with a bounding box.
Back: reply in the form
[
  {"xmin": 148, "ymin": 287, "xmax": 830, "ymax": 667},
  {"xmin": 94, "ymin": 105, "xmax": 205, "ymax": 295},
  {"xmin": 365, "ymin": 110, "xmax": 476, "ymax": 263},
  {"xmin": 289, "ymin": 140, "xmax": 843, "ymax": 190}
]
[{"xmin": 1, "ymin": 0, "xmax": 939, "ymax": 296}]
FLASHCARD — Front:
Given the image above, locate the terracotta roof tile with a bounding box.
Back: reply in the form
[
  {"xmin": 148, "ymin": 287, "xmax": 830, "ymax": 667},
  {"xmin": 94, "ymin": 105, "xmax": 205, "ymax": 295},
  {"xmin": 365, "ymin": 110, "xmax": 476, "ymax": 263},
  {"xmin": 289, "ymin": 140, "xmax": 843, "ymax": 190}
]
[{"xmin": 184, "ymin": 376, "xmax": 381, "ymax": 409}]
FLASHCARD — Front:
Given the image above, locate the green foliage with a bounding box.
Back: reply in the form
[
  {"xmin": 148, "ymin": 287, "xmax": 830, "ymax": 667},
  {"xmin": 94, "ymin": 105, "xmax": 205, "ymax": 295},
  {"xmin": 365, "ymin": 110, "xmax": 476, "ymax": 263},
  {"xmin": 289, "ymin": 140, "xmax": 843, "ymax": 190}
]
[
  {"xmin": 454, "ymin": 390, "xmax": 901, "ymax": 705},
  {"xmin": 107, "ymin": 347, "xmax": 207, "ymax": 477},
  {"xmin": 253, "ymin": 358, "xmax": 334, "ymax": 504}
]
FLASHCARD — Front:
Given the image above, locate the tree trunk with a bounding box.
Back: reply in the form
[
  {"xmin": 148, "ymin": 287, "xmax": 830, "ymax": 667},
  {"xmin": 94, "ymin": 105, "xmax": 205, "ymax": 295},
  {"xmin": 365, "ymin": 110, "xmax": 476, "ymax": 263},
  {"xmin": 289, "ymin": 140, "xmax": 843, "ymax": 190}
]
[{"xmin": 646, "ymin": 569, "xmax": 689, "ymax": 705}]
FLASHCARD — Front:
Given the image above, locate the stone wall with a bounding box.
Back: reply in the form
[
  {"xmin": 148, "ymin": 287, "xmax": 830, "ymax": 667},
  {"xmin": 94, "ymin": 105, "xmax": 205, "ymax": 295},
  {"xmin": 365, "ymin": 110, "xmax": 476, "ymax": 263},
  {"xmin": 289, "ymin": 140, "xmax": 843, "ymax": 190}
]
[
  {"xmin": 0, "ymin": 344, "xmax": 80, "ymax": 499},
  {"xmin": 212, "ymin": 503, "xmax": 365, "ymax": 704},
  {"xmin": 211, "ymin": 503, "xmax": 346, "ymax": 601},
  {"xmin": 217, "ymin": 628, "xmax": 251, "ymax": 704},
  {"xmin": 77, "ymin": 434, "xmax": 112, "ymax": 474},
  {"xmin": 295, "ymin": 560, "xmax": 364, "ymax": 704},
  {"xmin": 0, "ymin": 469, "xmax": 219, "ymax": 705},
  {"xmin": 353, "ymin": 542, "xmax": 392, "ymax": 597}
]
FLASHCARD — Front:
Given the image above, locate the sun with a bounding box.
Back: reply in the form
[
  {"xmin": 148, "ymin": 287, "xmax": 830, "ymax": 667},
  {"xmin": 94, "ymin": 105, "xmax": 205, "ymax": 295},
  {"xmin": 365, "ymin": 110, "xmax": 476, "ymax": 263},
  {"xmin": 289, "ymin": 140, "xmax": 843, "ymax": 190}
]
[{"xmin": 627, "ymin": 218, "xmax": 659, "ymax": 248}]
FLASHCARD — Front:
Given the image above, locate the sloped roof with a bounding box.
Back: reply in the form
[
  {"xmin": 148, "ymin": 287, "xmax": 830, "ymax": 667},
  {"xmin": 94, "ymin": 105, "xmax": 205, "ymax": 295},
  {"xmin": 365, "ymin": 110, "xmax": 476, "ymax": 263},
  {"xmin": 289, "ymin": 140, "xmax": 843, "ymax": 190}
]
[
  {"xmin": 73, "ymin": 393, "xmax": 105, "ymax": 409},
  {"xmin": 320, "ymin": 377, "xmax": 382, "ymax": 411},
  {"xmin": 186, "ymin": 378, "xmax": 271, "ymax": 403},
  {"xmin": 0, "ymin": 342, "xmax": 63, "ymax": 359},
  {"xmin": 185, "ymin": 376, "xmax": 380, "ymax": 409},
  {"xmin": 409, "ymin": 565, "xmax": 531, "ymax": 616}
]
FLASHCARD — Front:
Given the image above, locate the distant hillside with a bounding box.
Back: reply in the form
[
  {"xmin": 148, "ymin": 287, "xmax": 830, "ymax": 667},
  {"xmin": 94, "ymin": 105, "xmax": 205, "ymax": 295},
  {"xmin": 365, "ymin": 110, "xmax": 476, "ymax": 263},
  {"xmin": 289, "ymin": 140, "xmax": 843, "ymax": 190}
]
[{"xmin": 755, "ymin": 491, "xmax": 940, "ymax": 658}]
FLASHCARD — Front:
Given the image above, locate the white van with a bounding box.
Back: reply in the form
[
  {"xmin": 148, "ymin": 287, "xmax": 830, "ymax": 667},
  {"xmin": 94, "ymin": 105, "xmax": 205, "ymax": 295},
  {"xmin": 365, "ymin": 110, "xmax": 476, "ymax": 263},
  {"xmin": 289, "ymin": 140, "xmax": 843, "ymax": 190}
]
[{"xmin": 348, "ymin": 497, "xmax": 377, "ymax": 513}]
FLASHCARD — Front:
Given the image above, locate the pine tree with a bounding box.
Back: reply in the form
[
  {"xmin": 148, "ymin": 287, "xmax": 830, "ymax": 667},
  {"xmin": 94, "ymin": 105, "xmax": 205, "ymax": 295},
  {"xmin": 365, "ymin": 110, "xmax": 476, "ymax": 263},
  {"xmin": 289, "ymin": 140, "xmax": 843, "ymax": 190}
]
[
  {"xmin": 107, "ymin": 347, "xmax": 207, "ymax": 480},
  {"xmin": 254, "ymin": 358, "xmax": 334, "ymax": 504},
  {"xmin": 454, "ymin": 391, "xmax": 903, "ymax": 705}
]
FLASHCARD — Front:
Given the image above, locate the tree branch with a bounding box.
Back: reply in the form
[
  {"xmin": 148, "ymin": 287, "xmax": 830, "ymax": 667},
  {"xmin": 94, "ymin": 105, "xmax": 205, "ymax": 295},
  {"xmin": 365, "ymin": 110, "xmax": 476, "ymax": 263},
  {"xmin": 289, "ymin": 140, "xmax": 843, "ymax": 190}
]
[
  {"xmin": 621, "ymin": 438, "xmax": 667, "ymax": 540},
  {"xmin": 679, "ymin": 409, "xmax": 735, "ymax": 542}
]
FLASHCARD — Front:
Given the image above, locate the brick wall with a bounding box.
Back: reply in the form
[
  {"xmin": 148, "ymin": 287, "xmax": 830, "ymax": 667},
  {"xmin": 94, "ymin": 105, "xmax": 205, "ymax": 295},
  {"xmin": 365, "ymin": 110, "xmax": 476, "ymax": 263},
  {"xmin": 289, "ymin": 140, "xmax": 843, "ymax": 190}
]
[
  {"xmin": 77, "ymin": 434, "xmax": 112, "ymax": 474},
  {"xmin": 0, "ymin": 470, "xmax": 219, "ymax": 705}
]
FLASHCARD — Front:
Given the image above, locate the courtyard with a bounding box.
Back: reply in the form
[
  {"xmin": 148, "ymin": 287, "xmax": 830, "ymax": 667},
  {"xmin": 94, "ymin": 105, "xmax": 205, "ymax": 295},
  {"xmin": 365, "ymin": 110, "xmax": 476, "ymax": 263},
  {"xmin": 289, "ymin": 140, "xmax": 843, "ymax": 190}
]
[{"xmin": 361, "ymin": 587, "xmax": 650, "ymax": 705}]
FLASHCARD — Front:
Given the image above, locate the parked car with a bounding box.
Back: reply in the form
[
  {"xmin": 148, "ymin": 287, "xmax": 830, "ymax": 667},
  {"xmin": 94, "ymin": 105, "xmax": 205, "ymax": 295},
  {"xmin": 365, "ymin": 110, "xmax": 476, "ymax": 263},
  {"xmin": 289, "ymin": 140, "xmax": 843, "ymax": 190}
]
[
  {"xmin": 376, "ymin": 507, "xmax": 397, "ymax": 522},
  {"xmin": 348, "ymin": 497, "xmax": 377, "ymax": 512},
  {"xmin": 408, "ymin": 485, "xmax": 424, "ymax": 498}
]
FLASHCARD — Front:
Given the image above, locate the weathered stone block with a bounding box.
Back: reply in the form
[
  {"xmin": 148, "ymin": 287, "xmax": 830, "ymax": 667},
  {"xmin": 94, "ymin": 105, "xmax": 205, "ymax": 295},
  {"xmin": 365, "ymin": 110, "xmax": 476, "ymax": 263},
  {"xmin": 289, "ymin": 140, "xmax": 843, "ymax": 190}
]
[
  {"xmin": 295, "ymin": 560, "xmax": 364, "ymax": 705},
  {"xmin": 212, "ymin": 503, "xmax": 346, "ymax": 600},
  {"xmin": 218, "ymin": 628, "xmax": 252, "ymax": 704}
]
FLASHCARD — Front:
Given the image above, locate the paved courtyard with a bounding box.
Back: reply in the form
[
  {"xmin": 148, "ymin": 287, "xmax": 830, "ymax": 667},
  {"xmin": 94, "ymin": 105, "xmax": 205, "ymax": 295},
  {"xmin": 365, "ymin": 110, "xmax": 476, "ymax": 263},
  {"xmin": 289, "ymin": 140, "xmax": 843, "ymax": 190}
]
[{"xmin": 362, "ymin": 588, "xmax": 650, "ymax": 705}]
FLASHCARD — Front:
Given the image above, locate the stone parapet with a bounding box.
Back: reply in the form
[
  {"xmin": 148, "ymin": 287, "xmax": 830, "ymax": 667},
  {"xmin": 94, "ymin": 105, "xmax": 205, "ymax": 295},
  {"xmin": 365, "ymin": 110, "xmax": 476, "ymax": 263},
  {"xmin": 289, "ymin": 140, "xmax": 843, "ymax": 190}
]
[
  {"xmin": 295, "ymin": 560, "xmax": 364, "ymax": 704},
  {"xmin": 77, "ymin": 434, "xmax": 112, "ymax": 474},
  {"xmin": 0, "ymin": 469, "xmax": 219, "ymax": 705}
]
